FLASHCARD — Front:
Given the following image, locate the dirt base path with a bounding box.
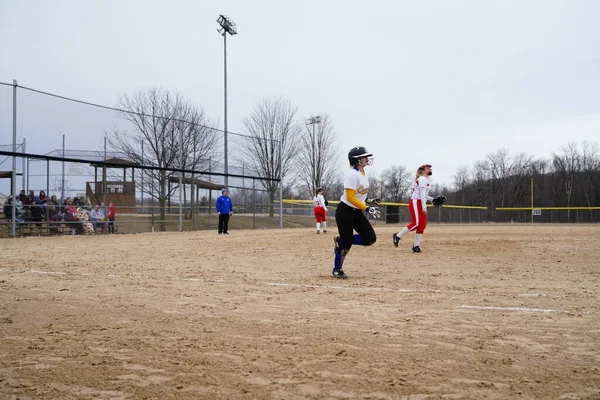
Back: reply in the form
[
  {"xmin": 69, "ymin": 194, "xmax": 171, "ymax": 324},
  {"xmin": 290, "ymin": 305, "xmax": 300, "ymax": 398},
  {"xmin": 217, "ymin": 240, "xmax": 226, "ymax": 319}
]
[{"xmin": 1, "ymin": 224, "xmax": 599, "ymax": 399}]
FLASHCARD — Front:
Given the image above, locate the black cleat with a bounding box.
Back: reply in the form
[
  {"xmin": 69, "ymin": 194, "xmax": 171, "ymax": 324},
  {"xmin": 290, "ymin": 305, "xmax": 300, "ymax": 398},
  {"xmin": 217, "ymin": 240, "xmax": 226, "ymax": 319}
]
[
  {"xmin": 323, "ymin": 230, "xmax": 327, "ymax": 233},
  {"xmin": 393, "ymin": 233, "xmax": 400, "ymax": 247},
  {"xmin": 332, "ymin": 269, "xmax": 348, "ymax": 279},
  {"xmin": 412, "ymin": 245, "xmax": 422, "ymax": 253},
  {"xmin": 316, "ymin": 230, "xmax": 320, "ymax": 234}
]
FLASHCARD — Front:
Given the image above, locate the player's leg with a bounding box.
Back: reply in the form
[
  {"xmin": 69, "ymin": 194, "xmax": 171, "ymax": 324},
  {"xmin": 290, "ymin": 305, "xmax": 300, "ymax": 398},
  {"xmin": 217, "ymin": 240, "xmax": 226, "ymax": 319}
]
[
  {"xmin": 393, "ymin": 199, "xmax": 418, "ymax": 247},
  {"xmin": 322, "ymin": 211, "xmax": 327, "ymax": 233},
  {"xmin": 413, "ymin": 206, "xmax": 427, "ymax": 252},
  {"xmin": 333, "ymin": 203, "xmax": 353, "ymax": 278},
  {"xmin": 352, "ymin": 211, "xmax": 376, "ymax": 247},
  {"xmin": 314, "ymin": 208, "xmax": 321, "ymax": 233}
]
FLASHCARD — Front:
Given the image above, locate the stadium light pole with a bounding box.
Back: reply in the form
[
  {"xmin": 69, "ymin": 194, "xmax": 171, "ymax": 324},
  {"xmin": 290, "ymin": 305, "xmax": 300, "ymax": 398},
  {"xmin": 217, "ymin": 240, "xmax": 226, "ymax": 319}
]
[
  {"xmin": 306, "ymin": 115, "xmax": 322, "ymax": 126},
  {"xmin": 306, "ymin": 116, "xmax": 322, "ymax": 193},
  {"xmin": 217, "ymin": 14, "xmax": 237, "ymax": 188}
]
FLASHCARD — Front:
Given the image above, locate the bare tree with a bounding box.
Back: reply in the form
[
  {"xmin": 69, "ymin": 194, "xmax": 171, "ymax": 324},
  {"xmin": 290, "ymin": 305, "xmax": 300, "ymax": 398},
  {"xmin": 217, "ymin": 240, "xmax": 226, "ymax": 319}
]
[
  {"xmin": 578, "ymin": 141, "xmax": 599, "ymax": 220},
  {"xmin": 108, "ymin": 88, "xmax": 218, "ymax": 231},
  {"xmin": 380, "ymin": 165, "xmax": 412, "ymax": 202},
  {"xmin": 295, "ymin": 114, "xmax": 341, "ymax": 198},
  {"xmin": 471, "ymin": 160, "xmax": 491, "ymax": 206},
  {"xmin": 552, "ymin": 142, "xmax": 581, "ymax": 220},
  {"xmin": 240, "ymin": 98, "xmax": 301, "ymax": 217},
  {"xmin": 452, "ymin": 165, "xmax": 470, "ymax": 201},
  {"xmin": 486, "ymin": 148, "xmax": 531, "ymax": 208},
  {"xmin": 452, "ymin": 166, "xmax": 470, "ymax": 190},
  {"xmin": 51, "ymin": 176, "xmax": 72, "ymax": 201}
]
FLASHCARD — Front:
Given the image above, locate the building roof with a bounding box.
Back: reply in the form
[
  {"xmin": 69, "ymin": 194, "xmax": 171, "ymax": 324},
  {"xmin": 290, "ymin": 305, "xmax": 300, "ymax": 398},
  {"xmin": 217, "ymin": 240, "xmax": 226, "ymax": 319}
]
[
  {"xmin": 168, "ymin": 176, "xmax": 224, "ymax": 190},
  {"xmin": 89, "ymin": 157, "xmax": 140, "ymax": 168}
]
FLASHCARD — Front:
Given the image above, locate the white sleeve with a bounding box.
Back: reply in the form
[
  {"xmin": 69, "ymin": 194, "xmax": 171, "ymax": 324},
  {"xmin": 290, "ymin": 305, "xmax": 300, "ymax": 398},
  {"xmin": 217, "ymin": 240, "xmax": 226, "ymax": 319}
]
[
  {"xmin": 419, "ymin": 187, "xmax": 428, "ymax": 210},
  {"xmin": 418, "ymin": 177, "xmax": 433, "ymax": 202}
]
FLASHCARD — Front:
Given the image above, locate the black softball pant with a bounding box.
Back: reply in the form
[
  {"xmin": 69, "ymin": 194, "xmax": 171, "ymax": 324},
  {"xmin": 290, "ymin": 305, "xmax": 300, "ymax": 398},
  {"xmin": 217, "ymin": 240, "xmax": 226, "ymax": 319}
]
[{"xmin": 335, "ymin": 202, "xmax": 377, "ymax": 251}]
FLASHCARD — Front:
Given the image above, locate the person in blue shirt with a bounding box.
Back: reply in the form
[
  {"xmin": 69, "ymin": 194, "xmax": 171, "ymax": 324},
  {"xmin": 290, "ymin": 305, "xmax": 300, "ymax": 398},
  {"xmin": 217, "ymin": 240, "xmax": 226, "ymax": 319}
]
[{"xmin": 216, "ymin": 189, "xmax": 233, "ymax": 235}]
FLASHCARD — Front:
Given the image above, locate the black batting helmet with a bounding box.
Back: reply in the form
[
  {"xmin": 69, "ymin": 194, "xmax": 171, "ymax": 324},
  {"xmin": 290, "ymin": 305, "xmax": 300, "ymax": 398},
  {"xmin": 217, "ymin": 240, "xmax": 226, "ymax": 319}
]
[{"xmin": 348, "ymin": 146, "xmax": 373, "ymax": 166}]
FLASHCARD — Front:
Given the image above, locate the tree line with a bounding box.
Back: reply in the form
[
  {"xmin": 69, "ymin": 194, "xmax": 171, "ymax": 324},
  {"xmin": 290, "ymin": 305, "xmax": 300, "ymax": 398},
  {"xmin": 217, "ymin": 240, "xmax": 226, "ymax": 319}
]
[{"xmin": 107, "ymin": 88, "xmax": 599, "ymax": 227}]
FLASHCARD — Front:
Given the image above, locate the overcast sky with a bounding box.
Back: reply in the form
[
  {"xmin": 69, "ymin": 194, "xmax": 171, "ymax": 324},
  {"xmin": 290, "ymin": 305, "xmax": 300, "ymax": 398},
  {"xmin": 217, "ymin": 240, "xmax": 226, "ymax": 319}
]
[{"xmin": 1, "ymin": 0, "xmax": 599, "ymax": 188}]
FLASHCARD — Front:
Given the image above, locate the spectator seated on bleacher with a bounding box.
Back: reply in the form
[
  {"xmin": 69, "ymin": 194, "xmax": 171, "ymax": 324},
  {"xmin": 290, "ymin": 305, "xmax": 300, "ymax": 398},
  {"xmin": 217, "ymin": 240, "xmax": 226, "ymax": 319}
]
[
  {"xmin": 47, "ymin": 195, "xmax": 60, "ymax": 220},
  {"xmin": 19, "ymin": 191, "xmax": 31, "ymax": 219},
  {"xmin": 3, "ymin": 196, "xmax": 25, "ymax": 224},
  {"xmin": 75, "ymin": 207, "xmax": 95, "ymax": 235},
  {"xmin": 89, "ymin": 204, "xmax": 106, "ymax": 233},
  {"xmin": 30, "ymin": 192, "xmax": 44, "ymax": 227},
  {"xmin": 62, "ymin": 198, "xmax": 84, "ymax": 234}
]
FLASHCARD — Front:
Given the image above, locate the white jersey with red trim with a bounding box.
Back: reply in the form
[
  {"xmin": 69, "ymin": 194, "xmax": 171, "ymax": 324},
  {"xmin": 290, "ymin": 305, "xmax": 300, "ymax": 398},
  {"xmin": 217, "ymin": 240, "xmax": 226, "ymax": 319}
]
[
  {"xmin": 313, "ymin": 194, "xmax": 327, "ymax": 209},
  {"xmin": 340, "ymin": 167, "xmax": 369, "ymax": 209},
  {"xmin": 411, "ymin": 176, "xmax": 432, "ymax": 201}
]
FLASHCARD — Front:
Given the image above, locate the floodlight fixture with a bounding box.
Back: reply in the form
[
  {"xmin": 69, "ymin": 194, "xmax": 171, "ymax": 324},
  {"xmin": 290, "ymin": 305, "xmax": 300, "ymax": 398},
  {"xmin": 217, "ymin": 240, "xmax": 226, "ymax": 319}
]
[{"xmin": 217, "ymin": 15, "xmax": 237, "ymax": 36}]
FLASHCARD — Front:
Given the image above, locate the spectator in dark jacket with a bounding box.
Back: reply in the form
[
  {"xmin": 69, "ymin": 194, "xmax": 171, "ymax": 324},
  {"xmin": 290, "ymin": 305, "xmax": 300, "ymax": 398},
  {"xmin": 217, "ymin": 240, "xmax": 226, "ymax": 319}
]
[
  {"xmin": 216, "ymin": 189, "xmax": 233, "ymax": 235},
  {"xmin": 47, "ymin": 195, "xmax": 60, "ymax": 220},
  {"xmin": 31, "ymin": 192, "xmax": 43, "ymax": 225}
]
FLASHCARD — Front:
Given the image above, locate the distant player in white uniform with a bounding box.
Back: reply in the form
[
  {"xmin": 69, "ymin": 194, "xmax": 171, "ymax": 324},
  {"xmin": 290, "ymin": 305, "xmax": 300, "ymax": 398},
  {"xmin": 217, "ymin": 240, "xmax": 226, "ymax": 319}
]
[
  {"xmin": 313, "ymin": 188, "xmax": 328, "ymax": 234},
  {"xmin": 332, "ymin": 146, "xmax": 382, "ymax": 279},
  {"xmin": 392, "ymin": 164, "xmax": 446, "ymax": 252}
]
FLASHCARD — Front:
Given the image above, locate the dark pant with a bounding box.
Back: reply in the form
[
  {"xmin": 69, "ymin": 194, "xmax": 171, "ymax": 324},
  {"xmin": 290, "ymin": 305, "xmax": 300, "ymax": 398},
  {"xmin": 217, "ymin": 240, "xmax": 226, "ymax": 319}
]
[
  {"xmin": 108, "ymin": 217, "xmax": 115, "ymax": 233},
  {"xmin": 218, "ymin": 213, "xmax": 230, "ymax": 233},
  {"xmin": 335, "ymin": 202, "xmax": 377, "ymax": 252}
]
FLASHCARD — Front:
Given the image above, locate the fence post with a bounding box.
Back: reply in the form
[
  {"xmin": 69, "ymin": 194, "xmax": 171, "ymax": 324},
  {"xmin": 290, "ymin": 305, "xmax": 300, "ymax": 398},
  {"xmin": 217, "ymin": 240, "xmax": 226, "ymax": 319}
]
[{"xmin": 11, "ymin": 79, "xmax": 18, "ymax": 237}]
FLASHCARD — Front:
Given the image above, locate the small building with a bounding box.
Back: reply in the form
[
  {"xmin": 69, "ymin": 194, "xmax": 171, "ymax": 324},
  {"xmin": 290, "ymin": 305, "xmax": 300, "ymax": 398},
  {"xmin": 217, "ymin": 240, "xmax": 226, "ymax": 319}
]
[{"xmin": 87, "ymin": 158, "xmax": 139, "ymax": 214}]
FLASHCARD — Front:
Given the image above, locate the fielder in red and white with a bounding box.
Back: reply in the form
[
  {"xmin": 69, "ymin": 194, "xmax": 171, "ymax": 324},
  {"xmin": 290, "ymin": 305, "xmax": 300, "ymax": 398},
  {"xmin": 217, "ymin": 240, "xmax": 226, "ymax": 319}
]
[
  {"xmin": 392, "ymin": 164, "xmax": 446, "ymax": 252},
  {"xmin": 313, "ymin": 188, "xmax": 328, "ymax": 234}
]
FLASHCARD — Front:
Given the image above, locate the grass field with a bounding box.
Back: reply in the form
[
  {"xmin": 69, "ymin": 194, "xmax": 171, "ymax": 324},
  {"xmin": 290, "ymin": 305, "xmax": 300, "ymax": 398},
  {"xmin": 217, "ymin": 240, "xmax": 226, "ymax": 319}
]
[{"xmin": 1, "ymin": 224, "xmax": 599, "ymax": 399}]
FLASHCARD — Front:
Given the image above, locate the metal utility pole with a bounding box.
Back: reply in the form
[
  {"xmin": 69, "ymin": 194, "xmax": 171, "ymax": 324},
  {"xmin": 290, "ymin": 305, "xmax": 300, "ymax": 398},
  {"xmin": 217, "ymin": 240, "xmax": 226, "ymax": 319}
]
[
  {"xmin": 23, "ymin": 138, "xmax": 27, "ymax": 192},
  {"xmin": 141, "ymin": 141, "xmax": 144, "ymax": 211},
  {"xmin": 61, "ymin": 134, "xmax": 65, "ymax": 202},
  {"xmin": 11, "ymin": 80, "xmax": 17, "ymax": 237},
  {"xmin": 179, "ymin": 128, "xmax": 183, "ymax": 232},
  {"xmin": 278, "ymin": 138, "xmax": 283, "ymax": 229},
  {"xmin": 217, "ymin": 14, "xmax": 237, "ymax": 188}
]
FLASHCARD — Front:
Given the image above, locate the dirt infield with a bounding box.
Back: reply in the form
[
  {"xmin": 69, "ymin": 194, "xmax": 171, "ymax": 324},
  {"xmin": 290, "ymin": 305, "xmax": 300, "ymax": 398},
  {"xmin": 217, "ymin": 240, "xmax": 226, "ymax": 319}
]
[{"xmin": 1, "ymin": 224, "xmax": 599, "ymax": 399}]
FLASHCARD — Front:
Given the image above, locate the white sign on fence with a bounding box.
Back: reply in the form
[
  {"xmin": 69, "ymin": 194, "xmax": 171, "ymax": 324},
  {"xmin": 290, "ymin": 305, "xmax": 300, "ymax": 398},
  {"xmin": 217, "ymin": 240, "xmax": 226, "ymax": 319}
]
[
  {"xmin": 532, "ymin": 209, "xmax": 542, "ymax": 216},
  {"xmin": 68, "ymin": 163, "xmax": 84, "ymax": 175}
]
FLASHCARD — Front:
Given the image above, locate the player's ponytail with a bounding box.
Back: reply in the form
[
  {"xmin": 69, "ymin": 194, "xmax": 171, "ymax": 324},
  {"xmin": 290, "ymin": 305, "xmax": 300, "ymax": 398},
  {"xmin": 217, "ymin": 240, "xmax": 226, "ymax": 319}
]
[{"xmin": 415, "ymin": 169, "xmax": 423, "ymax": 182}]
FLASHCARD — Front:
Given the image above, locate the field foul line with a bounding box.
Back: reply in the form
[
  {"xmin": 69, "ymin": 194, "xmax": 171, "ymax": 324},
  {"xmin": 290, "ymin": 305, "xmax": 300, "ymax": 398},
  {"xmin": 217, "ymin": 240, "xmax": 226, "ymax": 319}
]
[
  {"xmin": 518, "ymin": 293, "xmax": 568, "ymax": 298},
  {"xmin": 460, "ymin": 305, "xmax": 565, "ymax": 313},
  {"xmin": 264, "ymin": 282, "xmax": 466, "ymax": 294}
]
